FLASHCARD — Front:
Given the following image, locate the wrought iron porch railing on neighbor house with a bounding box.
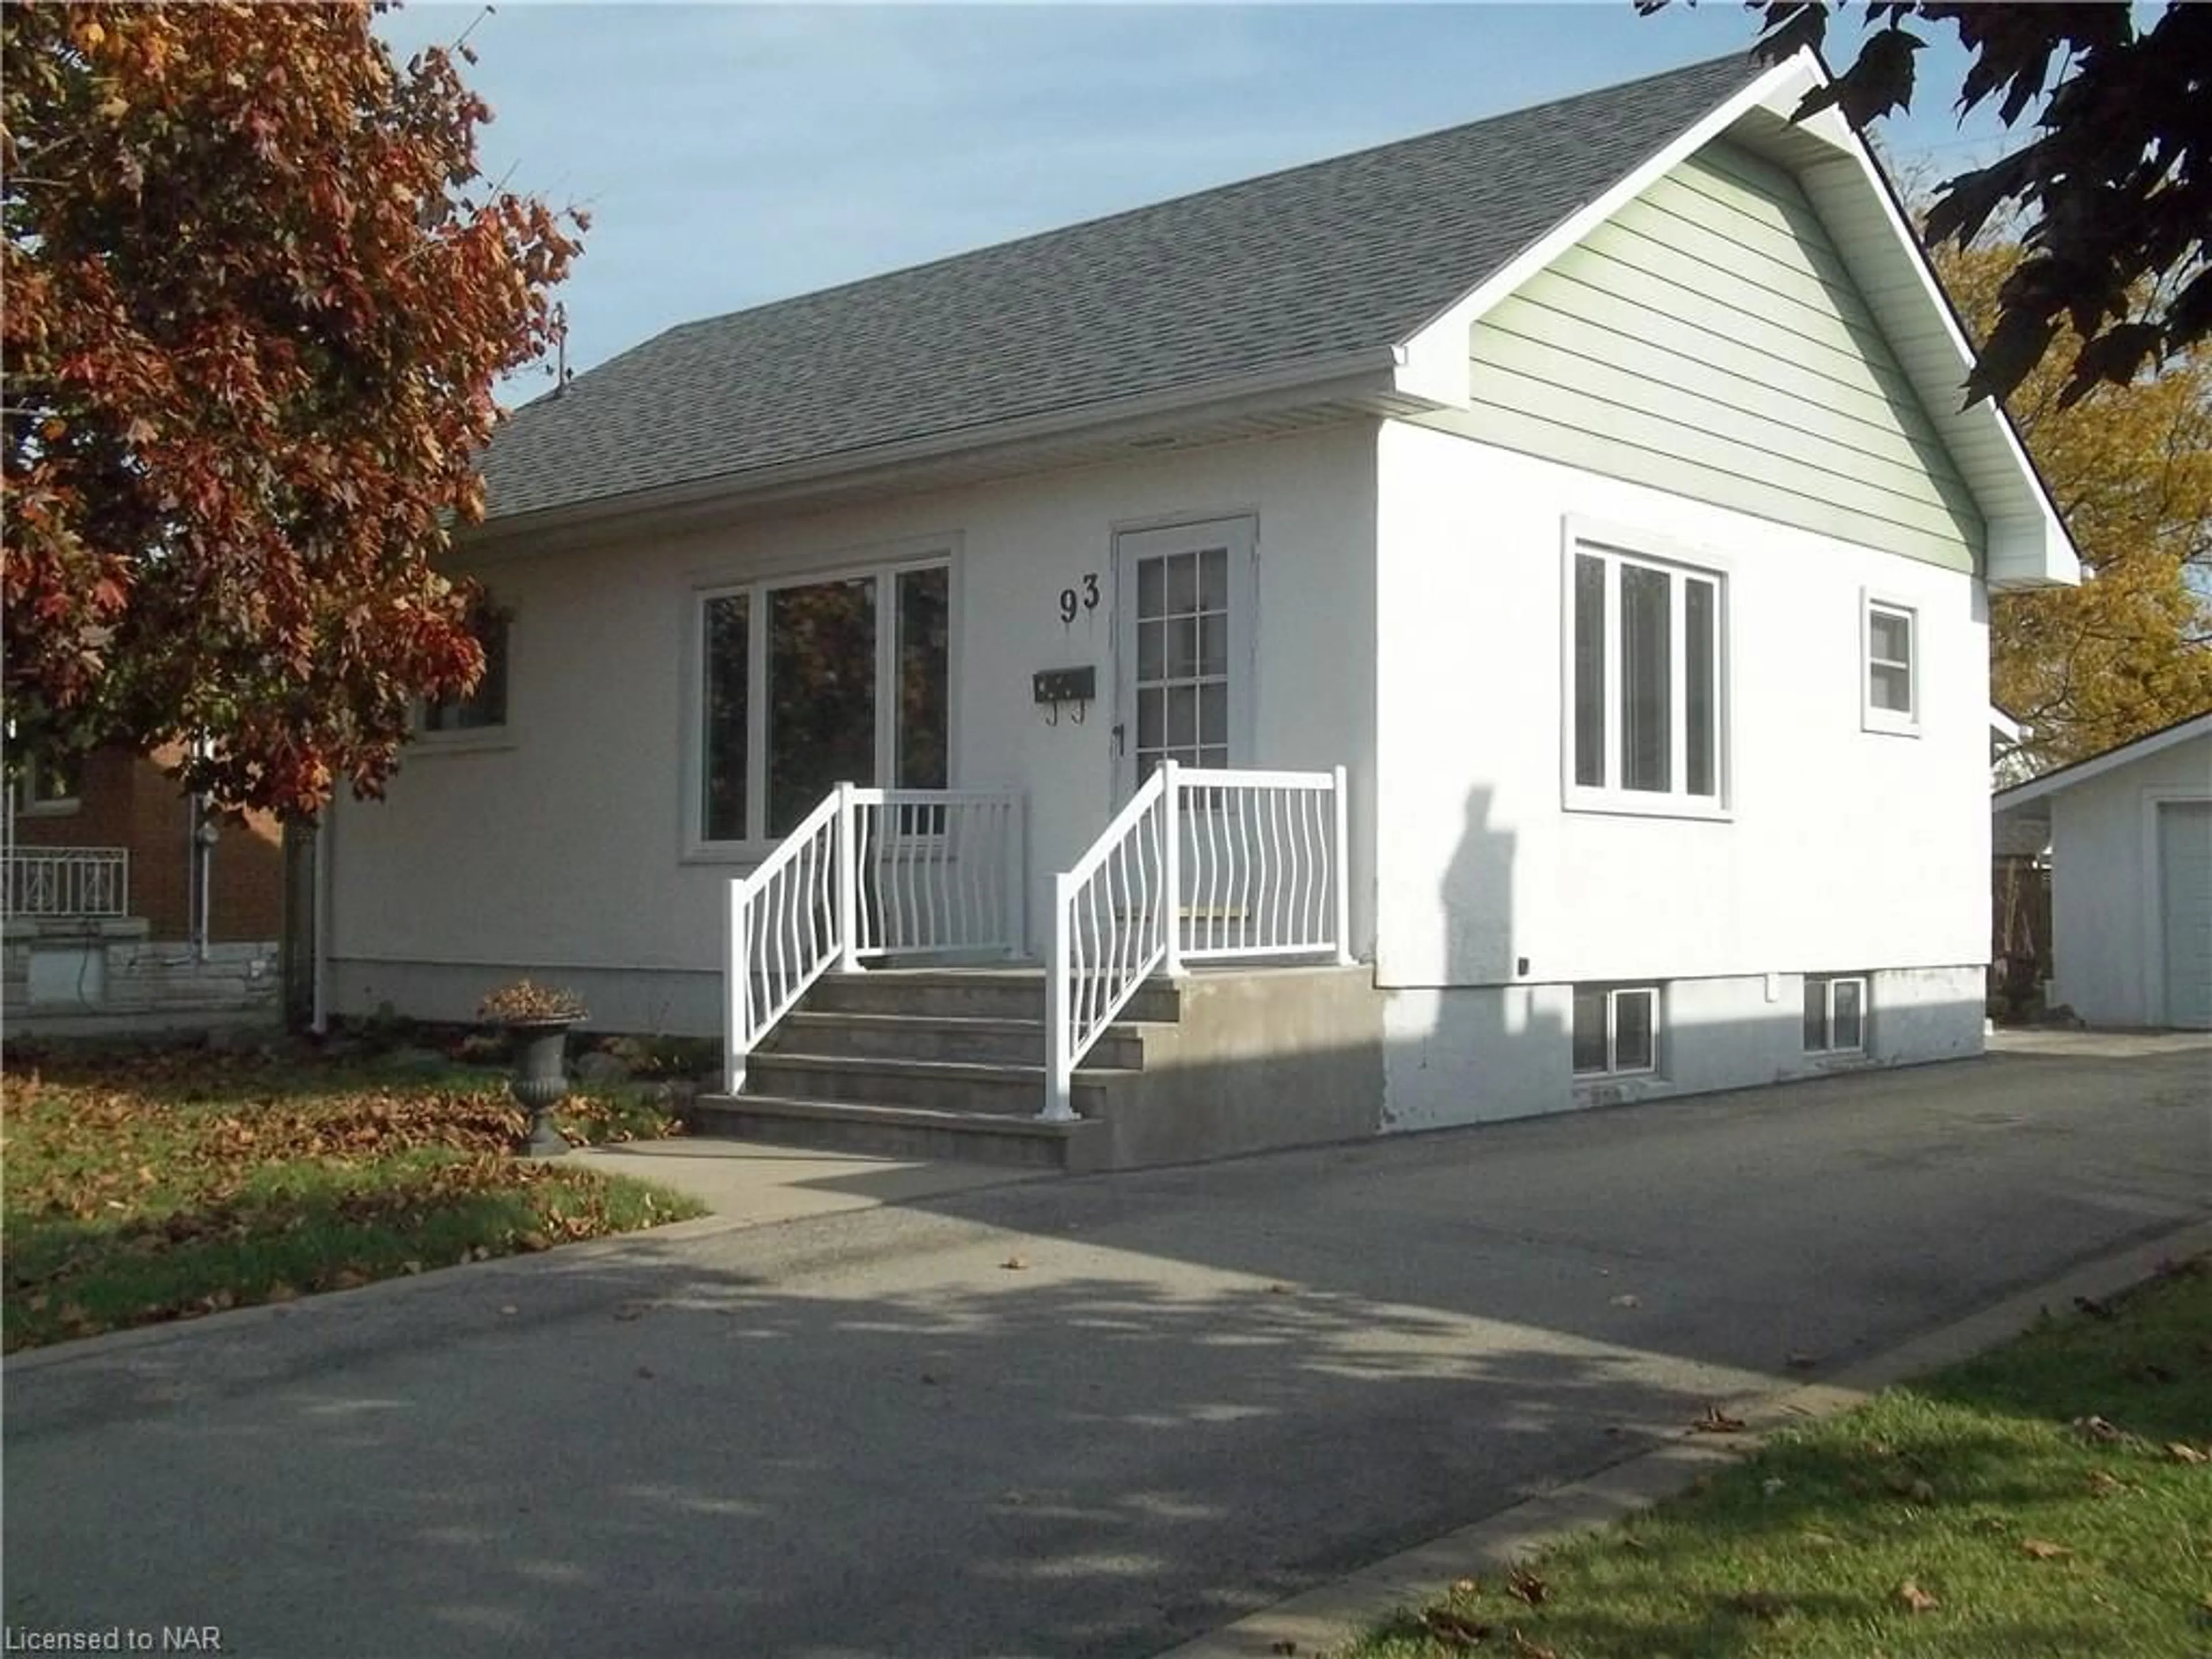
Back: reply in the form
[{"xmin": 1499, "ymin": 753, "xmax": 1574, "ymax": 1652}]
[
  {"xmin": 1046, "ymin": 763, "xmax": 1350, "ymax": 1120},
  {"xmin": 722, "ymin": 787, "xmax": 1024, "ymax": 1092},
  {"xmin": 3, "ymin": 847, "xmax": 130, "ymax": 919}
]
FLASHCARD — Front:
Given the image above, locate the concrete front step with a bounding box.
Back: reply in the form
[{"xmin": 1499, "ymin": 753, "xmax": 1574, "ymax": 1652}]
[
  {"xmin": 806, "ymin": 969, "xmax": 1184, "ymax": 1024},
  {"xmin": 688, "ymin": 1093, "xmax": 1105, "ymax": 1171},
  {"xmin": 743, "ymin": 1051, "xmax": 1128, "ymax": 1118},
  {"xmin": 767, "ymin": 1011, "xmax": 1149, "ymax": 1069}
]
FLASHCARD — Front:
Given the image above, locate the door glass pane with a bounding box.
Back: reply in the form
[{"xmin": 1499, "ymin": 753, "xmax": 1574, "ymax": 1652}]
[
  {"xmin": 1574, "ymin": 554, "xmax": 1606, "ymax": 787},
  {"xmin": 1199, "ymin": 614, "xmax": 1228, "ymax": 676},
  {"xmin": 1685, "ymin": 578, "xmax": 1715, "ymax": 797},
  {"xmin": 767, "ymin": 577, "xmax": 876, "ymax": 836},
  {"xmin": 1613, "ymin": 988, "xmax": 1655, "ymax": 1072},
  {"xmin": 1834, "ymin": 979, "xmax": 1864, "ymax": 1050},
  {"xmin": 1138, "ymin": 558, "xmax": 1165, "ymax": 619},
  {"xmin": 1199, "ymin": 547, "xmax": 1228, "ymax": 610},
  {"xmin": 1137, "ymin": 687, "xmax": 1164, "ymax": 749},
  {"xmin": 1571, "ymin": 987, "xmax": 1608, "ymax": 1073},
  {"xmin": 1620, "ymin": 565, "xmax": 1671, "ymax": 793},
  {"xmin": 1803, "ymin": 979, "xmax": 1827, "ymax": 1051},
  {"xmin": 1166, "ymin": 617, "xmax": 1198, "ymax": 679},
  {"xmin": 896, "ymin": 567, "xmax": 949, "ymax": 790},
  {"xmin": 1200, "ymin": 683, "xmax": 1227, "ymax": 746},
  {"xmin": 1138, "ymin": 619, "xmax": 1163, "ymax": 681},
  {"xmin": 701, "ymin": 593, "xmax": 750, "ymax": 841},
  {"xmin": 1166, "ymin": 685, "xmax": 1196, "ymax": 749},
  {"xmin": 1165, "ymin": 552, "xmax": 1197, "ymax": 615}
]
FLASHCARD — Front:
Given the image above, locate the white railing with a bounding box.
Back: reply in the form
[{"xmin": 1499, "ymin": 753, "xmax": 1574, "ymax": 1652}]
[
  {"xmin": 4, "ymin": 847, "xmax": 130, "ymax": 919},
  {"xmin": 1046, "ymin": 762, "xmax": 1350, "ymax": 1120},
  {"xmin": 851, "ymin": 789, "xmax": 1024, "ymax": 960},
  {"xmin": 724, "ymin": 785, "xmax": 1024, "ymax": 1092}
]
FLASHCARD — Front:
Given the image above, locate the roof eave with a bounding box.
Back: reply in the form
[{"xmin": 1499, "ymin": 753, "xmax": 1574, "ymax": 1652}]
[
  {"xmin": 1991, "ymin": 711, "xmax": 2212, "ymax": 809},
  {"xmin": 472, "ymin": 346, "xmax": 1417, "ymax": 550}
]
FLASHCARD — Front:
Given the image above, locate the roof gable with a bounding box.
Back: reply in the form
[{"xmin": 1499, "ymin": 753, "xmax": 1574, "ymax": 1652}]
[{"xmin": 480, "ymin": 54, "xmax": 1766, "ymax": 524}]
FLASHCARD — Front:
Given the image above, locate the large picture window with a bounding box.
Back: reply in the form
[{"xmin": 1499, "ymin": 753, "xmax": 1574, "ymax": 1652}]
[
  {"xmin": 697, "ymin": 559, "xmax": 950, "ymax": 846},
  {"xmin": 1568, "ymin": 535, "xmax": 1724, "ymax": 813}
]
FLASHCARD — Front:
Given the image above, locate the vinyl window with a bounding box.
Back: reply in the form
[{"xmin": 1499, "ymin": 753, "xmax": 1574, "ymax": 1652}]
[
  {"xmin": 1573, "ymin": 984, "xmax": 1660, "ymax": 1077},
  {"xmin": 1804, "ymin": 974, "xmax": 1868, "ymax": 1054},
  {"xmin": 1569, "ymin": 535, "xmax": 1725, "ymax": 814},
  {"xmin": 1862, "ymin": 597, "xmax": 1918, "ymax": 735}
]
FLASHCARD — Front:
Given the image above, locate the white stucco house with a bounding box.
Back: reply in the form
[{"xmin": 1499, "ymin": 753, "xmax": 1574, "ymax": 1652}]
[
  {"xmin": 319, "ymin": 50, "xmax": 2079, "ymax": 1166},
  {"xmin": 1992, "ymin": 714, "xmax": 2212, "ymax": 1030}
]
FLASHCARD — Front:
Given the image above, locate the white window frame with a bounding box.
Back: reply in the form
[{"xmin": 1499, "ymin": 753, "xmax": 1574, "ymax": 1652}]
[
  {"xmin": 1804, "ymin": 972, "xmax": 1869, "ymax": 1054},
  {"xmin": 1560, "ymin": 520, "xmax": 1730, "ymax": 820},
  {"xmin": 1862, "ymin": 593, "xmax": 1919, "ymax": 736},
  {"xmin": 1571, "ymin": 983, "xmax": 1662, "ymax": 1078},
  {"xmin": 687, "ymin": 550, "xmax": 956, "ymax": 857}
]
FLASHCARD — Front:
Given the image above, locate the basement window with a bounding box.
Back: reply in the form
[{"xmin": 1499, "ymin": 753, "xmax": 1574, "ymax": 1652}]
[
  {"xmin": 1804, "ymin": 974, "xmax": 1868, "ymax": 1054},
  {"xmin": 1573, "ymin": 984, "xmax": 1660, "ymax": 1077}
]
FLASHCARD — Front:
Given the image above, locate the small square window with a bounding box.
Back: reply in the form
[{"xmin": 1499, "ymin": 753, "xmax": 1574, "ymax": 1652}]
[
  {"xmin": 1862, "ymin": 598, "xmax": 1918, "ymax": 734},
  {"xmin": 423, "ymin": 606, "xmax": 511, "ymax": 733},
  {"xmin": 1573, "ymin": 984, "xmax": 1661, "ymax": 1077},
  {"xmin": 1804, "ymin": 974, "xmax": 1869, "ymax": 1053}
]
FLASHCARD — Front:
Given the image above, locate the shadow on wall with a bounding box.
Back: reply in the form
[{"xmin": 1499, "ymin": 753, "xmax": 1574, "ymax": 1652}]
[{"xmin": 1377, "ymin": 783, "xmax": 1987, "ymax": 1131}]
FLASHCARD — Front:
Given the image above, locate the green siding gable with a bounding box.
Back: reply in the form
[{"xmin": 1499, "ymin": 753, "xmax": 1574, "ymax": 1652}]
[{"xmin": 1457, "ymin": 141, "xmax": 1983, "ymax": 573}]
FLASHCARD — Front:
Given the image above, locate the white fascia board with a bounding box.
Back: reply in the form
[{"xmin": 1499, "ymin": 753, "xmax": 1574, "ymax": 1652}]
[
  {"xmin": 1991, "ymin": 713, "xmax": 2212, "ymax": 810},
  {"xmin": 1389, "ymin": 51, "xmax": 1834, "ymax": 408},
  {"xmin": 1988, "ymin": 704, "xmax": 2021, "ymax": 743}
]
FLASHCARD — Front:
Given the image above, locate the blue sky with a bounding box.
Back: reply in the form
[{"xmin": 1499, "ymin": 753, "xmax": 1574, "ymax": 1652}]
[{"xmin": 374, "ymin": 3, "xmax": 2017, "ymax": 384}]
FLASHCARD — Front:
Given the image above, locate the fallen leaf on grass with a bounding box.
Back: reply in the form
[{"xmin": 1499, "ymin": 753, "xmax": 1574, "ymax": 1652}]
[
  {"xmin": 1505, "ymin": 1567, "xmax": 1548, "ymax": 1606},
  {"xmin": 2085, "ymin": 1469, "xmax": 2135, "ymax": 1498},
  {"xmin": 1508, "ymin": 1631, "xmax": 1557, "ymax": 1659},
  {"xmin": 2073, "ymin": 1415, "xmax": 2125, "ymax": 1444},
  {"xmin": 1450, "ymin": 1578, "xmax": 1480, "ymax": 1597},
  {"xmin": 1419, "ymin": 1607, "xmax": 1493, "ymax": 1648},
  {"xmin": 1800, "ymin": 1531, "xmax": 1844, "ymax": 1550},
  {"xmin": 2165, "ymin": 1442, "xmax": 2207, "ymax": 1464},
  {"xmin": 1692, "ymin": 1404, "xmax": 1747, "ymax": 1434},
  {"xmin": 2020, "ymin": 1538, "xmax": 2073, "ymax": 1560},
  {"xmin": 1896, "ymin": 1580, "xmax": 1940, "ymax": 1613},
  {"xmin": 1729, "ymin": 1589, "xmax": 1790, "ymax": 1621}
]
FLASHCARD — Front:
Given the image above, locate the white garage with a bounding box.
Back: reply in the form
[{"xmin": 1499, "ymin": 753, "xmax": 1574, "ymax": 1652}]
[{"xmin": 1994, "ymin": 712, "xmax": 2212, "ymax": 1029}]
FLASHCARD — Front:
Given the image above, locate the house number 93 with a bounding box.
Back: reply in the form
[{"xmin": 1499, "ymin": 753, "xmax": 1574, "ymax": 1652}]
[{"xmin": 1058, "ymin": 573, "xmax": 1100, "ymax": 626}]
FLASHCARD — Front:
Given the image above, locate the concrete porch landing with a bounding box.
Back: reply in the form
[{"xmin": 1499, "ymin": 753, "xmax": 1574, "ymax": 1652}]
[{"xmin": 690, "ymin": 963, "xmax": 1385, "ymax": 1172}]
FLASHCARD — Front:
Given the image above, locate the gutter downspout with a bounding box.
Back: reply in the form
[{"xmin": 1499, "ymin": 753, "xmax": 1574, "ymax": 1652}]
[{"xmin": 310, "ymin": 812, "xmax": 330, "ymax": 1035}]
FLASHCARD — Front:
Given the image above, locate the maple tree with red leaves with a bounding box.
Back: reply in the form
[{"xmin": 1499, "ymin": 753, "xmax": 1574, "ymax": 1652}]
[{"xmin": 2, "ymin": 2, "xmax": 583, "ymax": 816}]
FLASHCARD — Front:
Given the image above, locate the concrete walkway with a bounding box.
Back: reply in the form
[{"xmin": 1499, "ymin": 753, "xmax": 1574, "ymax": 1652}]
[
  {"xmin": 567, "ymin": 1136, "xmax": 1048, "ymax": 1229},
  {"xmin": 6, "ymin": 1037, "xmax": 2208, "ymax": 1659}
]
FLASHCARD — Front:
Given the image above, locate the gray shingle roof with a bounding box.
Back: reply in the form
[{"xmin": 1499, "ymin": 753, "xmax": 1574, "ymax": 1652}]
[{"xmin": 483, "ymin": 52, "xmax": 1764, "ymax": 522}]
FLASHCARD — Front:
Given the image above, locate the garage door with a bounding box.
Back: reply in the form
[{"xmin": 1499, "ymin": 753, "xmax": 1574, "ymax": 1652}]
[{"xmin": 2161, "ymin": 800, "xmax": 2212, "ymax": 1029}]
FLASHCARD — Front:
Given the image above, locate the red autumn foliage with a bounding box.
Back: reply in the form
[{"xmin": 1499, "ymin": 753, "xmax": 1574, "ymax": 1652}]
[{"xmin": 2, "ymin": 2, "xmax": 582, "ymax": 815}]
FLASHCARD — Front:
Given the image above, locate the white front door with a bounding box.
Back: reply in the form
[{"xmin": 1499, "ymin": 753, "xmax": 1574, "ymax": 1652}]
[{"xmin": 1113, "ymin": 517, "xmax": 1256, "ymax": 801}]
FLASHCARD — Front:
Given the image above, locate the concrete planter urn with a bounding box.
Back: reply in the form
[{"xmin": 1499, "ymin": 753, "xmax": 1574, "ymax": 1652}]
[{"xmin": 478, "ymin": 981, "xmax": 588, "ymax": 1158}]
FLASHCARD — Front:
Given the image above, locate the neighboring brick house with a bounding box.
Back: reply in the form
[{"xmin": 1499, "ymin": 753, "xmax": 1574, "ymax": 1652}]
[{"xmin": 3, "ymin": 744, "xmax": 284, "ymax": 1020}]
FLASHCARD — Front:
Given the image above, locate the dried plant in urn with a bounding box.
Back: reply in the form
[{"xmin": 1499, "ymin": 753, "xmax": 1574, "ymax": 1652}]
[{"xmin": 478, "ymin": 980, "xmax": 587, "ymax": 1156}]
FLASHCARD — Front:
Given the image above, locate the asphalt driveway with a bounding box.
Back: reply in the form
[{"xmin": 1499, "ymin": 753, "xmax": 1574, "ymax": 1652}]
[{"xmin": 6, "ymin": 1037, "xmax": 2207, "ymax": 1658}]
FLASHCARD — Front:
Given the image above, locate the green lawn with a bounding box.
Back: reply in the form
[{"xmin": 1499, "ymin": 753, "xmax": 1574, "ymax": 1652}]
[
  {"xmin": 2, "ymin": 1041, "xmax": 704, "ymax": 1351},
  {"xmin": 1344, "ymin": 1264, "xmax": 2212, "ymax": 1659}
]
